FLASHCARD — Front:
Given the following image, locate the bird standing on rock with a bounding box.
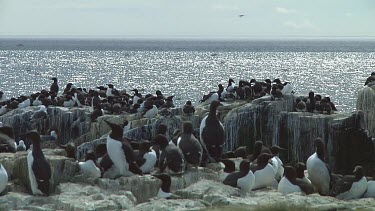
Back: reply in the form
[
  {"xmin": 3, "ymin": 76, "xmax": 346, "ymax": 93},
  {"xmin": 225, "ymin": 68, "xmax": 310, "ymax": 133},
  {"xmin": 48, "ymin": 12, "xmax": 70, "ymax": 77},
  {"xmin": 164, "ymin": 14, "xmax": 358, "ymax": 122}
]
[
  {"xmin": 154, "ymin": 134, "xmax": 185, "ymax": 174},
  {"xmin": 50, "ymin": 77, "xmax": 59, "ymax": 94},
  {"xmin": 105, "ymin": 120, "xmax": 142, "ymax": 177},
  {"xmin": 306, "ymin": 137, "xmax": 331, "ymax": 195},
  {"xmin": 134, "ymin": 140, "xmax": 157, "ymax": 174},
  {"xmin": 199, "ymin": 100, "xmax": 225, "ymax": 162},
  {"xmin": 25, "ymin": 131, "xmax": 51, "ymax": 196},
  {"xmin": 182, "ymin": 101, "xmax": 195, "ymax": 116},
  {"xmin": 177, "ymin": 121, "xmax": 203, "ymax": 168}
]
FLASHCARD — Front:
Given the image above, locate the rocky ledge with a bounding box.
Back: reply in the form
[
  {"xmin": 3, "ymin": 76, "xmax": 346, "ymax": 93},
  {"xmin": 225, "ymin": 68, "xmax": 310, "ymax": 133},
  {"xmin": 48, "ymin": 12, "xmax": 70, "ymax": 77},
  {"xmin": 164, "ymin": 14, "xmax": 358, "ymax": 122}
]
[{"xmin": 1, "ymin": 166, "xmax": 375, "ymax": 211}]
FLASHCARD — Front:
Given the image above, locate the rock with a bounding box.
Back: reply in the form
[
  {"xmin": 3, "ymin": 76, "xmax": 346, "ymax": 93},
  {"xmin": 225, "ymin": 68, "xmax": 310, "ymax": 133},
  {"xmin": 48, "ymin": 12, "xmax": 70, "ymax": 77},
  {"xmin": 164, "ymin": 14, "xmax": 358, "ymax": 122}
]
[
  {"xmin": 90, "ymin": 114, "xmax": 128, "ymax": 140},
  {"xmin": 357, "ymin": 86, "xmax": 375, "ymax": 137},
  {"xmin": 80, "ymin": 167, "xmax": 220, "ymax": 203},
  {"xmin": 129, "ymin": 198, "xmax": 209, "ymax": 211},
  {"xmin": 53, "ymin": 182, "xmax": 136, "ymax": 211},
  {"xmin": 0, "ymin": 192, "xmax": 55, "ymax": 211},
  {"xmin": 0, "ymin": 149, "xmax": 79, "ymax": 194},
  {"xmin": 223, "ymin": 95, "xmax": 295, "ymax": 152},
  {"xmin": 175, "ymin": 180, "xmax": 241, "ymax": 204},
  {"xmin": 177, "ymin": 183, "xmax": 375, "ymax": 210},
  {"xmin": 277, "ymin": 110, "xmax": 375, "ymax": 174},
  {"xmin": 0, "ymin": 106, "xmax": 91, "ymax": 145},
  {"xmin": 0, "ymin": 182, "xmax": 137, "ymax": 211},
  {"xmin": 76, "ymin": 136, "xmax": 107, "ymax": 160}
]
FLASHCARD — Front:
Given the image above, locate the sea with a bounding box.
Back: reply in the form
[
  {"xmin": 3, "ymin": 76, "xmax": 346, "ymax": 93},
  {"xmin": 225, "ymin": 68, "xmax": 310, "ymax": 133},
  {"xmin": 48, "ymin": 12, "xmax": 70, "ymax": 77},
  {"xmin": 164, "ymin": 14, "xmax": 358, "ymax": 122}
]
[{"xmin": 1, "ymin": 37, "xmax": 375, "ymax": 112}]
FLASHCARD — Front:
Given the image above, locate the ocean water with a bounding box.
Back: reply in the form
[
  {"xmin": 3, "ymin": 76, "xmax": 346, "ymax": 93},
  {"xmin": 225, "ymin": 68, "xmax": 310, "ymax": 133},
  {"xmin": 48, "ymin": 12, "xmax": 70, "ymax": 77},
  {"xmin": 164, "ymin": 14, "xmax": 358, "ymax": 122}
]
[{"xmin": 1, "ymin": 37, "xmax": 375, "ymax": 112}]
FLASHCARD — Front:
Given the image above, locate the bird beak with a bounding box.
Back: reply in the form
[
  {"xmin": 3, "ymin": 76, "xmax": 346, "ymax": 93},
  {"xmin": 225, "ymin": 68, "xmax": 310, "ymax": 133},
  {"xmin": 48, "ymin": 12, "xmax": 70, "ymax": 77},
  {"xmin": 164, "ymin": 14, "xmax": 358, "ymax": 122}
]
[
  {"xmin": 152, "ymin": 174, "xmax": 162, "ymax": 180},
  {"xmin": 104, "ymin": 120, "xmax": 115, "ymax": 129}
]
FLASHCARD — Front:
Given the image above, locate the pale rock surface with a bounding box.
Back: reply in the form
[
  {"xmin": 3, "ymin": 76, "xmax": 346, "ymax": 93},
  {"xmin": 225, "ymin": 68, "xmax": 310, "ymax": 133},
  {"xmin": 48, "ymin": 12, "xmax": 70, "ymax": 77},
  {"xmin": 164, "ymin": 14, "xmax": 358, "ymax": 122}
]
[{"xmin": 357, "ymin": 86, "xmax": 375, "ymax": 137}]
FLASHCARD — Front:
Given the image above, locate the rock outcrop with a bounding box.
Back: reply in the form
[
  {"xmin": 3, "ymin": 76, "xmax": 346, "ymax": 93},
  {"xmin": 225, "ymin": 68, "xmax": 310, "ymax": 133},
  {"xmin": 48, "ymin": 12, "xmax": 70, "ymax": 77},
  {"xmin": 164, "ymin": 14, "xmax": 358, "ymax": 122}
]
[
  {"xmin": 0, "ymin": 149, "xmax": 78, "ymax": 194},
  {"xmin": 357, "ymin": 85, "xmax": 375, "ymax": 137},
  {"xmin": 1, "ymin": 149, "xmax": 375, "ymax": 211},
  {"xmin": 1, "ymin": 92, "xmax": 374, "ymax": 175},
  {"xmin": 220, "ymin": 94, "xmax": 374, "ymax": 174},
  {"xmin": 0, "ymin": 106, "xmax": 91, "ymax": 145}
]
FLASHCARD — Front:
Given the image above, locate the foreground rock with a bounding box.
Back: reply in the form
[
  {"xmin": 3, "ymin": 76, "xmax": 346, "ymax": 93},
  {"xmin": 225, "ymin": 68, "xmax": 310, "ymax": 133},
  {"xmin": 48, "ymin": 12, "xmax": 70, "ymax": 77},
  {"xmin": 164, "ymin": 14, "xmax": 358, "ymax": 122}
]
[
  {"xmin": 0, "ymin": 183, "xmax": 137, "ymax": 211},
  {"xmin": 3, "ymin": 179, "xmax": 375, "ymax": 211},
  {"xmin": 0, "ymin": 149, "xmax": 78, "ymax": 194},
  {"xmin": 1, "ymin": 149, "xmax": 375, "ymax": 211},
  {"xmin": 176, "ymin": 180, "xmax": 375, "ymax": 210}
]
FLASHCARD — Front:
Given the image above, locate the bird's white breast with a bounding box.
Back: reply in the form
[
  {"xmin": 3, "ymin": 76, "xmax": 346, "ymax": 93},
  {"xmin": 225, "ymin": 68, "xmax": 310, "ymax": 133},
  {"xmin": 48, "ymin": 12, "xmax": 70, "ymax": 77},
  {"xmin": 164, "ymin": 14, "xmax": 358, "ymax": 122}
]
[
  {"xmin": 79, "ymin": 160, "xmax": 101, "ymax": 179},
  {"xmin": 306, "ymin": 153, "xmax": 330, "ymax": 195},
  {"xmin": 278, "ymin": 177, "xmax": 302, "ymax": 195},
  {"xmin": 363, "ymin": 180, "xmax": 375, "ymax": 198},
  {"xmin": 27, "ymin": 150, "xmax": 43, "ymax": 195},
  {"xmin": 106, "ymin": 137, "xmax": 128, "ymax": 176},
  {"xmin": 0, "ymin": 164, "xmax": 8, "ymax": 193},
  {"xmin": 253, "ymin": 164, "xmax": 277, "ymax": 190},
  {"xmin": 157, "ymin": 188, "xmax": 172, "ymax": 198},
  {"xmin": 140, "ymin": 149, "xmax": 157, "ymax": 174},
  {"xmin": 237, "ymin": 170, "xmax": 255, "ymax": 192},
  {"xmin": 337, "ymin": 177, "xmax": 367, "ymax": 200}
]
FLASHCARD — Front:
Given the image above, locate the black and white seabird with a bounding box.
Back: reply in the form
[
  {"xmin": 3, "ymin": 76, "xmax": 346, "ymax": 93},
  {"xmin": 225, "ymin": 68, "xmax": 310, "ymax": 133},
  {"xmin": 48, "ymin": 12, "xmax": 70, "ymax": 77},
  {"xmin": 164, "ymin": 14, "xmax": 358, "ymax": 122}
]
[
  {"xmin": 154, "ymin": 134, "xmax": 185, "ymax": 174},
  {"xmin": 105, "ymin": 120, "xmax": 142, "ymax": 177},
  {"xmin": 135, "ymin": 140, "xmax": 157, "ymax": 174},
  {"xmin": 278, "ymin": 165, "xmax": 314, "ymax": 195},
  {"xmin": 78, "ymin": 150, "xmax": 101, "ymax": 179},
  {"xmin": 50, "ymin": 77, "xmax": 59, "ymax": 94},
  {"xmin": 296, "ymin": 162, "xmax": 312, "ymax": 184},
  {"xmin": 332, "ymin": 166, "xmax": 367, "ymax": 200},
  {"xmin": 25, "ymin": 131, "xmax": 52, "ymax": 196},
  {"xmin": 251, "ymin": 153, "xmax": 276, "ymax": 190},
  {"xmin": 247, "ymin": 141, "xmax": 268, "ymax": 162},
  {"xmin": 269, "ymin": 145, "xmax": 285, "ymax": 181},
  {"xmin": 177, "ymin": 121, "xmax": 203, "ymax": 168},
  {"xmin": 218, "ymin": 159, "xmax": 236, "ymax": 181},
  {"xmin": 306, "ymin": 137, "xmax": 331, "ymax": 195},
  {"xmin": 199, "ymin": 100, "xmax": 225, "ymax": 161},
  {"xmin": 223, "ymin": 159, "xmax": 255, "ymax": 191},
  {"xmin": 182, "ymin": 101, "xmax": 195, "ymax": 116}
]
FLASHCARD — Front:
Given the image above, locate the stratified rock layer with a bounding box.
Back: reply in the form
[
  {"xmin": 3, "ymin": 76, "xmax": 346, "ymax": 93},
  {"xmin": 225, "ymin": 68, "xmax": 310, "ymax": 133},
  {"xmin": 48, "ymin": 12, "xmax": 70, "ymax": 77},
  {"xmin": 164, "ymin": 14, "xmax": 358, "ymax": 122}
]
[{"xmin": 357, "ymin": 86, "xmax": 375, "ymax": 137}]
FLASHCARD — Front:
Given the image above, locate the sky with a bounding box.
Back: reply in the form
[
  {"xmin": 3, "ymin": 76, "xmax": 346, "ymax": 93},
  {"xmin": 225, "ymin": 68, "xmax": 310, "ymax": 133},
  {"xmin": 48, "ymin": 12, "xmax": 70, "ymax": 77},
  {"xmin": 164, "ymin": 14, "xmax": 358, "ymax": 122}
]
[{"xmin": 0, "ymin": 0, "xmax": 375, "ymax": 38}]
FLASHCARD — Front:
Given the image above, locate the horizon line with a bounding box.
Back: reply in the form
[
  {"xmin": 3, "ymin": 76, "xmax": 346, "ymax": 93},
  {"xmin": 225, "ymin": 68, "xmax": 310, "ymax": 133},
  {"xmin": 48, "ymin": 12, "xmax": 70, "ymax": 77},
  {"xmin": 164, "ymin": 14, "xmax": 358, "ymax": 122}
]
[{"xmin": 1, "ymin": 35, "xmax": 375, "ymax": 40}]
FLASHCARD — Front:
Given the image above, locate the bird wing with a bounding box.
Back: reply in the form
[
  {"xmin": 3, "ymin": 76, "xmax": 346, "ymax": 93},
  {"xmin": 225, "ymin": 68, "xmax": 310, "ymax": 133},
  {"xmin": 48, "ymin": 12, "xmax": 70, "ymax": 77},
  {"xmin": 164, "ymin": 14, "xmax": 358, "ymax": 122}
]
[
  {"xmin": 32, "ymin": 155, "xmax": 51, "ymax": 181},
  {"xmin": 223, "ymin": 171, "xmax": 240, "ymax": 187},
  {"xmin": 330, "ymin": 175, "xmax": 355, "ymax": 197},
  {"xmin": 121, "ymin": 142, "xmax": 136, "ymax": 164},
  {"xmin": 295, "ymin": 179, "xmax": 315, "ymax": 195}
]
